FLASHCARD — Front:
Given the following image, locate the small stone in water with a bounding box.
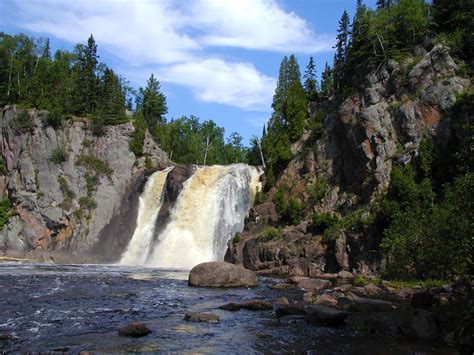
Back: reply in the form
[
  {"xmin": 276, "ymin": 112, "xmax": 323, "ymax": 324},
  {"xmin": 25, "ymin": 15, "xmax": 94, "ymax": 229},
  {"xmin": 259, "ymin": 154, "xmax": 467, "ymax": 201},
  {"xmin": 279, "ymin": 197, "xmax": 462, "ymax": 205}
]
[
  {"xmin": 184, "ymin": 311, "xmax": 220, "ymax": 323},
  {"xmin": 118, "ymin": 322, "xmax": 151, "ymax": 337}
]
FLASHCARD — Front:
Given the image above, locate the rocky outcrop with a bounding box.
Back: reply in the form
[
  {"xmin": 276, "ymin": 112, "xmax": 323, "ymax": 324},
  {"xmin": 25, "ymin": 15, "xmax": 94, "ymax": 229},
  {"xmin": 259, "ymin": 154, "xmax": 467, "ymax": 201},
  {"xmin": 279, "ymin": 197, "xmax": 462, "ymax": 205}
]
[
  {"xmin": 188, "ymin": 261, "xmax": 257, "ymax": 288},
  {"xmin": 0, "ymin": 106, "xmax": 168, "ymax": 259},
  {"xmin": 228, "ymin": 44, "xmax": 470, "ymax": 277}
]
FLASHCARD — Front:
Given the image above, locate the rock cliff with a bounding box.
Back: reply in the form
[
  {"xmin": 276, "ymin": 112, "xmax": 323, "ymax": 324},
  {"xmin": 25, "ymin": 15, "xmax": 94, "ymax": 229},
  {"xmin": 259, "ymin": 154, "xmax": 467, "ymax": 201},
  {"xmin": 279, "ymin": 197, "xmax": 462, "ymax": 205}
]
[
  {"xmin": 226, "ymin": 44, "xmax": 470, "ymax": 276},
  {"xmin": 0, "ymin": 106, "xmax": 168, "ymax": 261}
]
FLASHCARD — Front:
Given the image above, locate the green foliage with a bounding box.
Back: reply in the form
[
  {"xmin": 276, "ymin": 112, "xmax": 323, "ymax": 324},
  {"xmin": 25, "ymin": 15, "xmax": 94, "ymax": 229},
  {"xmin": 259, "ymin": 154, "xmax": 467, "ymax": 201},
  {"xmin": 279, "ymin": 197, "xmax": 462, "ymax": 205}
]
[
  {"xmin": 57, "ymin": 176, "xmax": 75, "ymax": 210},
  {"xmin": 129, "ymin": 112, "xmax": 146, "ymax": 156},
  {"xmin": 0, "ymin": 199, "xmax": 13, "ymax": 229},
  {"xmin": 137, "ymin": 73, "xmax": 167, "ymax": 135},
  {"xmin": 385, "ymin": 279, "xmax": 449, "ymax": 290},
  {"xmin": 304, "ymin": 56, "xmax": 319, "ymax": 102},
  {"xmin": 232, "ymin": 232, "xmax": 242, "ymax": 245},
  {"xmin": 144, "ymin": 155, "xmax": 153, "ymax": 169},
  {"xmin": 380, "ymin": 161, "xmax": 473, "ymax": 281},
  {"xmin": 76, "ymin": 154, "xmax": 113, "ymax": 179},
  {"xmin": 311, "ymin": 290, "xmax": 318, "ymax": 304},
  {"xmin": 432, "ymin": 0, "xmax": 474, "ymax": 61},
  {"xmin": 11, "ymin": 110, "xmax": 34, "ymax": 133},
  {"xmin": 42, "ymin": 108, "xmax": 63, "ymax": 128},
  {"xmin": 49, "ymin": 146, "xmax": 68, "ymax": 164},
  {"xmin": 258, "ymin": 226, "xmax": 282, "ymax": 240},
  {"xmin": 0, "ymin": 157, "xmax": 7, "ymax": 175},
  {"xmin": 85, "ymin": 174, "xmax": 98, "ymax": 195},
  {"xmin": 254, "ymin": 187, "xmax": 264, "ymax": 205},
  {"xmin": 306, "ymin": 178, "xmax": 328, "ymax": 205},
  {"xmin": 353, "ymin": 275, "xmax": 383, "ymax": 287},
  {"xmin": 78, "ymin": 196, "xmax": 97, "ymax": 210},
  {"xmin": 0, "ymin": 32, "xmax": 129, "ymax": 128},
  {"xmin": 312, "ymin": 212, "xmax": 340, "ymax": 234},
  {"xmin": 273, "ymin": 187, "xmax": 304, "ymax": 225}
]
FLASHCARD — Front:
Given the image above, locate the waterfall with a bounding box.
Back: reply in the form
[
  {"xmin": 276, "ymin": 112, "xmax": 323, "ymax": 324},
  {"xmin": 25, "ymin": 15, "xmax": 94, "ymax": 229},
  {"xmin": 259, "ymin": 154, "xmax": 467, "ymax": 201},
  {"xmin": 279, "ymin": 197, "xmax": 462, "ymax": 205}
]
[
  {"xmin": 148, "ymin": 164, "xmax": 261, "ymax": 269},
  {"xmin": 119, "ymin": 164, "xmax": 261, "ymax": 269},
  {"xmin": 119, "ymin": 167, "xmax": 173, "ymax": 266}
]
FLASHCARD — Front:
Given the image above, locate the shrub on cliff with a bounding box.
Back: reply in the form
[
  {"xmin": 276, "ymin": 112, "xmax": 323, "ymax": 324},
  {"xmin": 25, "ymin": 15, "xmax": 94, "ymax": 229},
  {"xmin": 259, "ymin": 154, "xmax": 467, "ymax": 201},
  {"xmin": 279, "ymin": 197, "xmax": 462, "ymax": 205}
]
[
  {"xmin": 0, "ymin": 199, "xmax": 13, "ymax": 229},
  {"xmin": 11, "ymin": 110, "xmax": 34, "ymax": 134},
  {"xmin": 50, "ymin": 146, "xmax": 68, "ymax": 164},
  {"xmin": 273, "ymin": 188, "xmax": 305, "ymax": 225}
]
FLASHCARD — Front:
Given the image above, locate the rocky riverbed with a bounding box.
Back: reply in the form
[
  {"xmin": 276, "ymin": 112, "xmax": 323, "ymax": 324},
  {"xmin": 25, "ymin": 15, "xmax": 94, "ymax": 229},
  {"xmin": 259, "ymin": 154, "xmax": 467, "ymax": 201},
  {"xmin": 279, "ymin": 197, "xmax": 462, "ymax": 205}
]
[{"xmin": 0, "ymin": 261, "xmax": 465, "ymax": 353}]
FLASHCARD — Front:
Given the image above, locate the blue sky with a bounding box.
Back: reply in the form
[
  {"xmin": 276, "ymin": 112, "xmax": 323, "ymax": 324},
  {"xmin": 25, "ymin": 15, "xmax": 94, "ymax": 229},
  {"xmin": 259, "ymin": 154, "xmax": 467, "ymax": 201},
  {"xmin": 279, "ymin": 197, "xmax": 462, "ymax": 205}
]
[{"xmin": 1, "ymin": 0, "xmax": 376, "ymax": 144}]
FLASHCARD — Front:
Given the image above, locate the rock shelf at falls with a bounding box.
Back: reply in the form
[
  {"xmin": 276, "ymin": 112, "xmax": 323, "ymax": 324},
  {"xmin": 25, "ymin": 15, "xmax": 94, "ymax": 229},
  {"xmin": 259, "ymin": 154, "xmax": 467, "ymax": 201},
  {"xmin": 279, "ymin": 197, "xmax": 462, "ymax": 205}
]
[{"xmin": 119, "ymin": 164, "xmax": 262, "ymax": 269}]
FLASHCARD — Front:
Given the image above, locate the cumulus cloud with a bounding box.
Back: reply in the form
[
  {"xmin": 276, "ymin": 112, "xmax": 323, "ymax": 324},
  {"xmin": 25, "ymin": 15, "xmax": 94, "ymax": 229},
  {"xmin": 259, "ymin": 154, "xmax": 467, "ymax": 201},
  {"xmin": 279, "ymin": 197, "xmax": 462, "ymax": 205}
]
[
  {"xmin": 160, "ymin": 59, "xmax": 275, "ymax": 111},
  {"xmin": 5, "ymin": 0, "xmax": 333, "ymax": 110},
  {"xmin": 190, "ymin": 0, "xmax": 333, "ymax": 53}
]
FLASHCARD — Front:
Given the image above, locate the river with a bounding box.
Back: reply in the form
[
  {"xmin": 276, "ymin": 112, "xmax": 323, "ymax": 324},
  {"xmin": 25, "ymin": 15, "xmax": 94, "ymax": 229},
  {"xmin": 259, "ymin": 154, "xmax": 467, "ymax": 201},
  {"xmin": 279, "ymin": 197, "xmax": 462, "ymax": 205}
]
[{"xmin": 0, "ymin": 262, "xmax": 457, "ymax": 353}]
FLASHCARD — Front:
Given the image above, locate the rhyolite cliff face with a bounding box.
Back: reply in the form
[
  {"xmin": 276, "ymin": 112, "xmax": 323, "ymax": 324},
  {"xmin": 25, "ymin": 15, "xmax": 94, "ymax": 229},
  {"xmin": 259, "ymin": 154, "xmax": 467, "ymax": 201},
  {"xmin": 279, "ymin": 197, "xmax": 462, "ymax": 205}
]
[
  {"xmin": 226, "ymin": 44, "xmax": 470, "ymax": 277},
  {"xmin": 0, "ymin": 106, "xmax": 168, "ymax": 261}
]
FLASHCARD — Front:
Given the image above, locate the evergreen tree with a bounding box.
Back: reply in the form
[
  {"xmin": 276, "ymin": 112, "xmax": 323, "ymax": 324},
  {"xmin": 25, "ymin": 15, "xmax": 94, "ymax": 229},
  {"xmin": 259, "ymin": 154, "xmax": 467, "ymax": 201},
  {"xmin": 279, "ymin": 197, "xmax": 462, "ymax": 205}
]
[
  {"xmin": 333, "ymin": 10, "xmax": 351, "ymax": 94},
  {"xmin": 303, "ymin": 56, "xmax": 319, "ymax": 102},
  {"xmin": 73, "ymin": 35, "xmax": 99, "ymax": 114},
  {"xmin": 42, "ymin": 39, "xmax": 51, "ymax": 60},
  {"xmin": 98, "ymin": 67, "xmax": 125, "ymax": 124},
  {"xmin": 272, "ymin": 56, "xmax": 289, "ymax": 116},
  {"xmin": 320, "ymin": 62, "xmax": 333, "ymax": 100},
  {"xmin": 139, "ymin": 73, "xmax": 168, "ymax": 136}
]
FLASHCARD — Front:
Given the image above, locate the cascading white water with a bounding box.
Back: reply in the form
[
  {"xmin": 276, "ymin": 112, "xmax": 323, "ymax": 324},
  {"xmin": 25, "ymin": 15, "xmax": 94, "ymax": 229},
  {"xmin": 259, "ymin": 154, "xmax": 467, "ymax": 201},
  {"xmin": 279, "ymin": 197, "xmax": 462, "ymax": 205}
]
[
  {"xmin": 119, "ymin": 167, "xmax": 173, "ymax": 266},
  {"xmin": 147, "ymin": 164, "xmax": 261, "ymax": 269}
]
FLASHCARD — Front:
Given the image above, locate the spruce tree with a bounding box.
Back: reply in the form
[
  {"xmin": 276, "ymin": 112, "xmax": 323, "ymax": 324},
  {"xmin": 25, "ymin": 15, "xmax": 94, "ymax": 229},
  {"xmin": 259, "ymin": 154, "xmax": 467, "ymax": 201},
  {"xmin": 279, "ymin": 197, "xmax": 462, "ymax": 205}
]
[
  {"xmin": 140, "ymin": 73, "xmax": 168, "ymax": 136},
  {"xmin": 303, "ymin": 56, "xmax": 319, "ymax": 102},
  {"xmin": 320, "ymin": 62, "xmax": 333, "ymax": 100},
  {"xmin": 333, "ymin": 10, "xmax": 351, "ymax": 94},
  {"xmin": 73, "ymin": 35, "xmax": 99, "ymax": 114}
]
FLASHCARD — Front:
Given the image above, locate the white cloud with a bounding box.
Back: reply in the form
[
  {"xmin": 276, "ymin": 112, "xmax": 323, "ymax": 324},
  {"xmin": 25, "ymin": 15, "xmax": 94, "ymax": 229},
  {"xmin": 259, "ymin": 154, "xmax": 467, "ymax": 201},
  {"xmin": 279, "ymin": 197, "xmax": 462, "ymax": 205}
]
[
  {"xmin": 13, "ymin": 0, "xmax": 199, "ymax": 64},
  {"xmin": 160, "ymin": 59, "xmax": 275, "ymax": 111},
  {"xmin": 191, "ymin": 0, "xmax": 333, "ymax": 53},
  {"xmin": 7, "ymin": 0, "xmax": 333, "ymax": 110}
]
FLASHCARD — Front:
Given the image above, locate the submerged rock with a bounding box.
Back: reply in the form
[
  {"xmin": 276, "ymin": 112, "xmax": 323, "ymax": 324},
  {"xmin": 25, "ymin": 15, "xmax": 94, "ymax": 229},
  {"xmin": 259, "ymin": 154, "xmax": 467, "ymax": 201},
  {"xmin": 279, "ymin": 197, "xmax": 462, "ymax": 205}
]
[
  {"xmin": 411, "ymin": 291, "xmax": 434, "ymax": 308},
  {"xmin": 118, "ymin": 322, "xmax": 151, "ymax": 337},
  {"xmin": 188, "ymin": 262, "xmax": 257, "ymax": 288},
  {"xmin": 275, "ymin": 304, "xmax": 306, "ymax": 318},
  {"xmin": 304, "ymin": 305, "xmax": 349, "ymax": 326},
  {"xmin": 410, "ymin": 310, "xmax": 438, "ymax": 340},
  {"xmin": 219, "ymin": 300, "xmax": 273, "ymax": 311},
  {"xmin": 271, "ymin": 283, "xmax": 294, "ymax": 290},
  {"xmin": 290, "ymin": 277, "xmax": 331, "ymax": 291},
  {"xmin": 338, "ymin": 293, "xmax": 394, "ymax": 312},
  {"xmin": 184, "ymin": 312, "xmax": 219, "ymax": 323}
]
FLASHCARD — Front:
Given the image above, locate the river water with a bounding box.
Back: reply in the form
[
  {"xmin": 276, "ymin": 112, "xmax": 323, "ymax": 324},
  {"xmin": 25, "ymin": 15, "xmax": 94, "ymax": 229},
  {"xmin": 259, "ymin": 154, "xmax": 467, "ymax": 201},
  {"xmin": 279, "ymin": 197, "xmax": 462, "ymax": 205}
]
[{"xmin": 0, "ymin": 262, "xmax": 456, "ymax": 353}]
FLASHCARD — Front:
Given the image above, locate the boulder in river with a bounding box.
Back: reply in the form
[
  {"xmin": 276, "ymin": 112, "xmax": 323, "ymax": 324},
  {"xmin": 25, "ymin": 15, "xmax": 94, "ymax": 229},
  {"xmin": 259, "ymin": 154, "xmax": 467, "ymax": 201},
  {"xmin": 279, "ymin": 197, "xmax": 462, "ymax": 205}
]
[
  {"xmin": 219, "ymin": 300, "xmax": 273, "ymax": 311},
  {"xmin": 118, "ymin": 322, "xmax": 151, "ymax": 337},
  {"xmin": 188, "ymin": 262, "xmax": 257, "ymax": 288},
  {"xmin": 304, "ymin": 305, "xmax": 349, "ymax": 326}
]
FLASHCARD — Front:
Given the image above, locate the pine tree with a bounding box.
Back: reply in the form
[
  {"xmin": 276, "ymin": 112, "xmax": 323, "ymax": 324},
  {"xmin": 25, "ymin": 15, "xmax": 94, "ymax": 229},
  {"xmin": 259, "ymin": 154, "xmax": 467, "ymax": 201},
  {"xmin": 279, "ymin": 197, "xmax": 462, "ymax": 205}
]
[
  {"xmin": 346, "ymin": 0, "xmax": 372, "ymax": 83},
  {"xmin": 272, "ymin": 56, "xmax": 289, "ymax": 116},
  {"xmin": 333, "ymin": 10, "xmax": 351, "ymax": 94},
  {"xmin": 42, "ymin": 39, "xmax": 51, "ymax": 60},
  {"xmin": 140, "ymin": 73, "xmax": 168, "ymax": 136},
  {"xmin": 303, "ymin": 56, "xmax": 319, "ymax": 102},
  {"xmin": 98, "ymin": 67, "xmax": 125, "ymax": 124},
  {"xmin": 73, "ymin": 35, "xmax": 99, "ymax": 114},
  {"xmin": 320, "ymin": 62, "xmax": 333, "ymax": 100}
]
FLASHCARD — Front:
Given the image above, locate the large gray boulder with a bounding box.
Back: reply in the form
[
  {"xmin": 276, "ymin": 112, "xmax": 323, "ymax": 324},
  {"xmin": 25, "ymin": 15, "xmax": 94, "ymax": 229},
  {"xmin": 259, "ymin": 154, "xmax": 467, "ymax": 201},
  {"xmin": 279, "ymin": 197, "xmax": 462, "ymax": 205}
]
[{"xmin": 188, "ymin": 261, "xmax": 257, "ymax": 288}]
